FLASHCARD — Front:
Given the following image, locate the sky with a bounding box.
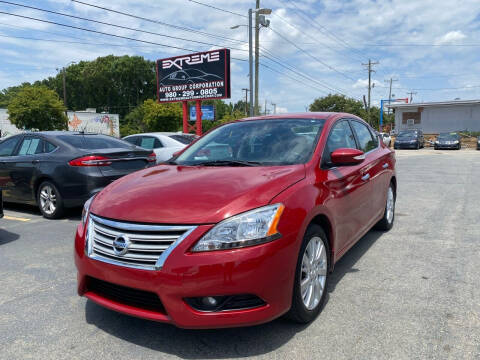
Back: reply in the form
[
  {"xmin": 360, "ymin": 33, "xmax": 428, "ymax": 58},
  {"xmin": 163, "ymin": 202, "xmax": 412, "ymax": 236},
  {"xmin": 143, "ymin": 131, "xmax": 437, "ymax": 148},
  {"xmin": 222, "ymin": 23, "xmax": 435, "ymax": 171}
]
[{"xmin": 0, "ymin": 0, "xmax": 480, "ymax": 114}]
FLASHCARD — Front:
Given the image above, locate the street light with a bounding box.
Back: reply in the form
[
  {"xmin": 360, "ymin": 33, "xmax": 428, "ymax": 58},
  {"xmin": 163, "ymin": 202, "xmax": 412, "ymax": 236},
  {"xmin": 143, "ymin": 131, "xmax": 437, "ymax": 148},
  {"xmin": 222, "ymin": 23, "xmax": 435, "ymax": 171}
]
[{"xmin": 232, "ymin": 8, "xmax": 271, "ymax": 117}]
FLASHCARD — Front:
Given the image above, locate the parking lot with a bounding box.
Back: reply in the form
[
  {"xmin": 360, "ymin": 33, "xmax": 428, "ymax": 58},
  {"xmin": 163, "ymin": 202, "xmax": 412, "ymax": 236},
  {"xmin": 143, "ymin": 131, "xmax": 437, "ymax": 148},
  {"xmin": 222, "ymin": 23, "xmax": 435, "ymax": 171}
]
[{"xmin": 1, "ymin": 148, "xmax": 479, "ymax": 360}]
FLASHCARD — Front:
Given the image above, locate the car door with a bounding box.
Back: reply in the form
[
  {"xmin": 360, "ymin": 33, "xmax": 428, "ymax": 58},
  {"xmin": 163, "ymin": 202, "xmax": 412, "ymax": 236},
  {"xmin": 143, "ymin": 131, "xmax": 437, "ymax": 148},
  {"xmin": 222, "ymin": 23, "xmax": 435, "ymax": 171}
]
[
  {"xmin": 350, "ymin": 120, "xmax": 387, "ymax": 232},
  {"xmin": 320, "ymin": 119, "xmax": 372, "ymax": 255},
  {"xmin": 0, "ymin": 135, "xmax": 23, "ymax": 201},
  {"xmin": 5, "ymin": 135, "xmax": 46, "ymax": 203}
]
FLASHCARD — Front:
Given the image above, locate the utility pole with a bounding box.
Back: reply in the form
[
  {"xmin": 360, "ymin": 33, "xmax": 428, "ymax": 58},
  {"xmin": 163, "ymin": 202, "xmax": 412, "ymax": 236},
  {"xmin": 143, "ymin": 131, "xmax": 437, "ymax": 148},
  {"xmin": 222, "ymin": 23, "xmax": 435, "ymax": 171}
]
[
  {"xmin": 62, "ymin": 67, "xmax": 67, "ymax": 110},
  {"xmin": 264, "ymin": 98, "xmax": 267, "ymax": 115},
  {"xmin": 271, "ymin": 102, "xmax": 277, "ymax": 114},
  {"xmin": 362, "ymin": 59, "xmax": 379, "ymax": 111},
  {"xmin": 384, "ymin": 78, "xmax": 398, "ymax": 114},
  {"xmin": 254, "ymin": 0, "xmax": 260, "ymax": 115},
  {"xmin": 407, "ymin": 91, "xmax": 417, "ymax": 103},
  {"xmin": 241, "ymin": 88, "xmax": 249, "ymax": 115},
  {"xmin": 248, "ymin": 8, "xmax": 254, "ymax": 117}
]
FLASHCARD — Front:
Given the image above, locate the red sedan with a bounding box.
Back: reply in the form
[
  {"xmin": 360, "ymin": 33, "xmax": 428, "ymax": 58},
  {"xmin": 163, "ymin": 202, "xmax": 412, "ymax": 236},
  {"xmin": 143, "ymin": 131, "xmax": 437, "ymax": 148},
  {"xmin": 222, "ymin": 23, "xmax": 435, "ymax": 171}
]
[{"xmin": 74, "ymin": 113, "xmax": 396, "ymax": 329}]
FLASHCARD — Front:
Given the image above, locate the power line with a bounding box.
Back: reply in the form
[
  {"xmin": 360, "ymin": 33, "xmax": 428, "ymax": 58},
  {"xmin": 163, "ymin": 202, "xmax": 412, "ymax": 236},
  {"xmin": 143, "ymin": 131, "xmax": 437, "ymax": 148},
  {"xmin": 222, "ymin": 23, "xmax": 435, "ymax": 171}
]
[
  {"xmin": 0, "ymin": 1, "xmax": 248, "ymax": 52},
  {"xmin": 268, "ymin": 27, "xmax": 357, "ymax": 82},
  {"xmin": 71, "ymin": 0, "xmax": 246, "ymax": 45},
  {"xmin": 185, "ymin": 0, "xmax": 247, "ymax": 18}
]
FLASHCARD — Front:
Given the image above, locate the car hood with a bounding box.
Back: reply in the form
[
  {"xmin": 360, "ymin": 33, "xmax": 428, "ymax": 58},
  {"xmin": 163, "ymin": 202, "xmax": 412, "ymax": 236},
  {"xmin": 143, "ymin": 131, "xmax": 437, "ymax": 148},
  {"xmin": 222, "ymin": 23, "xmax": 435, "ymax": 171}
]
[{"xmin": 91, "ymin": 164, "xmax": 306, "ymax": 224}]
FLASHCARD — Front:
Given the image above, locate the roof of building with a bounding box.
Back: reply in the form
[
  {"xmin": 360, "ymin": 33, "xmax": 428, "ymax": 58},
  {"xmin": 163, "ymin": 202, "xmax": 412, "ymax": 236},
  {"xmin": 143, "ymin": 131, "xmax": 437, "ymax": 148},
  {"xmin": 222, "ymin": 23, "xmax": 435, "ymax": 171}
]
[{"xmin": 387, "ymin": 99, "xmax": 480, "ymax": 109}]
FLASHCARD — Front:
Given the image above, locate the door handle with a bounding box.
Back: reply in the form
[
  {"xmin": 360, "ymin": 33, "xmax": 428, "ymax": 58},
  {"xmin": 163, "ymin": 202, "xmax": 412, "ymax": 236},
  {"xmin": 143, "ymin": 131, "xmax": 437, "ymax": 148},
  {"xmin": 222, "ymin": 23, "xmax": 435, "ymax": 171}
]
[
  {"xmin": 382, "ymin": 163, "xmax": 389, "ymax": 169},
  {"xmin": 361, "ymin": 173, "xmax": 370, "ymax": 181},
  {"xmin": 32, "ymin": 160, "xmax": 40, "ymax": 164}
]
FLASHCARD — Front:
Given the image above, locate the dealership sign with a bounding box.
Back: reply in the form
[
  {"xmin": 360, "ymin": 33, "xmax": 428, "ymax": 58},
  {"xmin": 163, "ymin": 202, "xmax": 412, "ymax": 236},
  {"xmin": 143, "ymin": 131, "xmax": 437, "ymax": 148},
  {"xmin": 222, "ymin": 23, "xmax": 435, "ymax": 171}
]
[{"xmin": 156, "ymin": 49, "xmax": 231, "ymax": 103}]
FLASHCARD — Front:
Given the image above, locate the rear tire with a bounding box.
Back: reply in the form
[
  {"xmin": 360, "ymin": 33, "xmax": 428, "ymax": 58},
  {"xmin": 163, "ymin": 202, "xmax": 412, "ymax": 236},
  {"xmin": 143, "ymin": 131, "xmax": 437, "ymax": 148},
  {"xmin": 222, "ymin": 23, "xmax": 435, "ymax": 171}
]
[
  {"xmin": 37, "ymin": 181, "xmax": 64, "ymax": 219},
  {"xmin": 375, "ymin": 182, "xmax": 395, "ymax": 231},
  {"xmin": 286, "ymin": 225, "xmax": 330, "ymax": 324}
]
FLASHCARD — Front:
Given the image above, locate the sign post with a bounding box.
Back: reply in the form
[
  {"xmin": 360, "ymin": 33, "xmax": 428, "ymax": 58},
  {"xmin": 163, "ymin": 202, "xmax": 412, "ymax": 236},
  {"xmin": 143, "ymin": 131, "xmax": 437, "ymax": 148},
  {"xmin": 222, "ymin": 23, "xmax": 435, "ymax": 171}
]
[{"xmin": 156, "ymin": 48, "xmax": 231, "ymax": 136}]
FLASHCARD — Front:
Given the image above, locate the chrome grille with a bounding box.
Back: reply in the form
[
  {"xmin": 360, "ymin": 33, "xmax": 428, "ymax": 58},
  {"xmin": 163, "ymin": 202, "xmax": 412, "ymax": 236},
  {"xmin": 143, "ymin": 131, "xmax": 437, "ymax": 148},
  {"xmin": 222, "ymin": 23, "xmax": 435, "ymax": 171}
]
[{"xmin": 86, "ymin": 214, "xmax": 196, "ymax": 270}]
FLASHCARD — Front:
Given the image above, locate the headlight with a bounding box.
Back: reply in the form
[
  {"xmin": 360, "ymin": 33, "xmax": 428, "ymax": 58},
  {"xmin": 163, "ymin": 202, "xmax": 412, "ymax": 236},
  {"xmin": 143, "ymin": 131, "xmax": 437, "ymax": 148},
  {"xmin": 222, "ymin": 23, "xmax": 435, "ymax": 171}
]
[
  {"xmin": 82, "ymin": 194, "xmax": 96, "ymax": 225},
  {"xmin": 435, "ymin": 141, "xmax": 439, "ymax": 144},
  {"xmin": 409, "ymin": 140, "xmax": 417, "ymax": 143},
  {"xmin": 454, "ymin": 140, "xmax": 459, "ymax": 144},
  {"xmin": 192, "ymin": 204, "xmax": 285, "ymax": 252}
]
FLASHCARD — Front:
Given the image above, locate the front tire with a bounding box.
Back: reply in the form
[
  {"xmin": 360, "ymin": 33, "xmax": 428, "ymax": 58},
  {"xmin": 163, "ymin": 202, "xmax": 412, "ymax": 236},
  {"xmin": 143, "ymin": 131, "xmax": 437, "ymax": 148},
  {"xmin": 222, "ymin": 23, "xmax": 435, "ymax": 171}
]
[
  {"xmin": 286, "ymin": 225, "xmax": 329, "ymax": 324},
  {"xmin": 375, "ymin": 182, "xmax": 395, "ymax": 231},
  {"xmin": 37, "ymin": 181, "xmax": 64, "ymax": 219}
]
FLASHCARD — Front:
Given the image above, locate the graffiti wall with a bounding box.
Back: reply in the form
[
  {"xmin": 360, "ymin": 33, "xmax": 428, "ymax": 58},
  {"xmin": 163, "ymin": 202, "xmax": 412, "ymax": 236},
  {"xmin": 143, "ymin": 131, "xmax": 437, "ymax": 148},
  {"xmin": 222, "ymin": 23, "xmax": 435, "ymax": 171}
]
[
  {"xmin": 0, "ymin": 109, "xmax": 120, "ymax": 138},
  {"xmin": 67, "ymin": 111, "xmax": 120, "ymax": 137}
]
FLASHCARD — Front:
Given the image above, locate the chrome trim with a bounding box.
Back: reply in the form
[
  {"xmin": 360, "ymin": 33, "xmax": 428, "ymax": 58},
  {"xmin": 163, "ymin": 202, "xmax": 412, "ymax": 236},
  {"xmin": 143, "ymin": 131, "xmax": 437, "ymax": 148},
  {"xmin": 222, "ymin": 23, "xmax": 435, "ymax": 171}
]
[
  {"xmin": 353, "ymin": 154, "xmax": 366, "ymax": 161},
  {"xmin": 90, "ymin": 214, "xmax": 193, "ymax": 232},
  {"xmin": 361, "ymin": 173, "xmax": 370, "ymax": 181},
  {"xmin": 382, "ymin": 163, "xmax": 389, "ymax": 169},
  {"xmin": 86, "ymin": 214, "xmax": 197, "ymax": 271}
]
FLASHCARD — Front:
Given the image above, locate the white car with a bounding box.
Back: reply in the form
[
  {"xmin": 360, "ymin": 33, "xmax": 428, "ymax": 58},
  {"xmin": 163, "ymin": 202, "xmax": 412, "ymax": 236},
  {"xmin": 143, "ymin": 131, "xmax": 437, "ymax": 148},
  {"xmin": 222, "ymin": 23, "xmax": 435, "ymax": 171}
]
[
  {"xmin": 123, "ymin": 132, "xmax": 197, "ymax": 163},
  {"xmin": 379, "ymin": 132, "xmax": 392, "ymax": 147}
]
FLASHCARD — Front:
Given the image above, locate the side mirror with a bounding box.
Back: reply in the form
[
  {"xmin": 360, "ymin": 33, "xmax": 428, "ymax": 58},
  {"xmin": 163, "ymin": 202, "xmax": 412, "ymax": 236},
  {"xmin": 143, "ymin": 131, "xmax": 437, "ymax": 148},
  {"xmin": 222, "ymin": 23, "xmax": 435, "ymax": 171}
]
[
  {"xmin": 172, "ymin": 150, "xmax": 182, "ymax": 158},
  {"xmin": 331, "ymin": 148, "xmax": 365, "ymax": 166}
]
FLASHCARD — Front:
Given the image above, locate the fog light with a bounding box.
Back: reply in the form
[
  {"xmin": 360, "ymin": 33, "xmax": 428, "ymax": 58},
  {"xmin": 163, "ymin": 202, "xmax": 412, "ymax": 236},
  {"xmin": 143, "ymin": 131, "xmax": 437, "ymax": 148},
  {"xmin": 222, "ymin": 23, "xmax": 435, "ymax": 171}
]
[{"xmin": 202, "ymin": 296, "xmax": 218, "ymax": 307}]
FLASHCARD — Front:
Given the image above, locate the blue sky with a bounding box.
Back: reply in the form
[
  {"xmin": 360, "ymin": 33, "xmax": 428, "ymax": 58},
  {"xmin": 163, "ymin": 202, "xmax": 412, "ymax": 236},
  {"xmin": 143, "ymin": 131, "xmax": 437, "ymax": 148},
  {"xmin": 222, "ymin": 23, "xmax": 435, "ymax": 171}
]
[{"xmin": 0, "ymin": 0, "xmax": 479, "ymax": 113}]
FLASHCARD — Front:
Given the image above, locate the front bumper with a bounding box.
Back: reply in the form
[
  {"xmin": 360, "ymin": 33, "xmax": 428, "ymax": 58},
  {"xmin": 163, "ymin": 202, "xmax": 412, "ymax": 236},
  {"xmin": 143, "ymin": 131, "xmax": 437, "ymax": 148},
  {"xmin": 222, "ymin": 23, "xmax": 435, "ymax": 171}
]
[
  {"xmin": 74, "ymin": 220, "xmax": 297, "ymax": 329},
  {"xmin": 394, "ymin": 142, "xmax": 418, "ymax": 149},
  {"xmin": 434, "ymin": 143, "xmax": 459, "ymax": 149}
]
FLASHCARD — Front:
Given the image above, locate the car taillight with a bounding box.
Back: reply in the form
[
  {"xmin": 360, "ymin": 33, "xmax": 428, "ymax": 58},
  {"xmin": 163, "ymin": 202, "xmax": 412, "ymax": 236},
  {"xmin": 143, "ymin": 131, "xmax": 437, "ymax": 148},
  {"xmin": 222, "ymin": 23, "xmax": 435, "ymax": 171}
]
[
  {"xmin": 147, "ymin": 152, "xmax": 156, "ymax": 163},
  {"xmin": 68, "ymin": 155, "xmax": 112, "ymax": 166}
]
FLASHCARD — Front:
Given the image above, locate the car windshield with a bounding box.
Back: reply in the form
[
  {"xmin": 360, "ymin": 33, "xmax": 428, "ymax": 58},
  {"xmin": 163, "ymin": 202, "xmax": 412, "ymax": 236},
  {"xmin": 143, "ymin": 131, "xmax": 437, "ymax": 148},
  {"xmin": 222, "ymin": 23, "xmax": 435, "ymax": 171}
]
[
  {"xmin": 397, "ymin": 131, "xmax": 417, "ymax": 138},
  {"xmin": 438, "ymin": 133, "xmax": 458, "ymax": 140},
  {"xmin": 174, "ymin": 118, "xmax": 326, "ymax": 166},
  {"xmin": 58, "ymin": 134, "xmax": 134, "ymax": 149}
]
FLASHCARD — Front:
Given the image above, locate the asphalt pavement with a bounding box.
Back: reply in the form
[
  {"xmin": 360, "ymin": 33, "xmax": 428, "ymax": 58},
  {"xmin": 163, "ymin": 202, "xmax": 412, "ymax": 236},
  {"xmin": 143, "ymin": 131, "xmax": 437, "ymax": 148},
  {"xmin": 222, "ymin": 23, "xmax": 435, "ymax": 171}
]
[{"xmin": 1, "ymin": 148, "xmax": 479, "ymax": 360}]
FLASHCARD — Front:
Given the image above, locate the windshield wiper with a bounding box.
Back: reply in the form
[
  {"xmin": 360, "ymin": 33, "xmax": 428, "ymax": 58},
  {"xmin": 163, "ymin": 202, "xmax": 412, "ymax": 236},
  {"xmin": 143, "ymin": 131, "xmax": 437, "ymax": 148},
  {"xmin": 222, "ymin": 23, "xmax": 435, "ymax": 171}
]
[{"xmin": 195, "ymin": 160, "xmax": 261, "ymax": 167}]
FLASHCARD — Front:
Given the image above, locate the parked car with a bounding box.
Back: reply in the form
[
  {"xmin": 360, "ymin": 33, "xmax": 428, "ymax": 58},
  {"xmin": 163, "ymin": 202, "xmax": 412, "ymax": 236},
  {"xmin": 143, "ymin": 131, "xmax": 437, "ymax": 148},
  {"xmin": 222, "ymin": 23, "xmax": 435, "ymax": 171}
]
[
  {"xmin": 75, "ymin": 113, "xmax": 397, "ymax": 329},
  {"xmin": 434, "ymin": 132, "xmax": 461, "ymax": 150},
  {"xmin": 477, "ymin": 136, "xmax": 480, "ymax": 150},
  {"xmin": 123, "ymin": 132, "xmax": 197, "ymax": 163},
  {"xmin": 379, "ymin": 132, "xmax": 392, "ymax": 147},
  {"xmin": 0, "ymin": 132, "xmax": 156, "ymax": 219},
  {"xmin": 394, "ymin": 129, "xmax": 424, "ymax": 149}
]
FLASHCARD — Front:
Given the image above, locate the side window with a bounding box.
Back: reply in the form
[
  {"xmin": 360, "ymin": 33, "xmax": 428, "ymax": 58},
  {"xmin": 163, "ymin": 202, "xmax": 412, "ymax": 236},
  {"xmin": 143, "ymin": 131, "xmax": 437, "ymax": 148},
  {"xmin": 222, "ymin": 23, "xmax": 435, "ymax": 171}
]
[
  {"xmin": 45, "ymin": 141, "xmax": 57, "ymax": 153},
  {"xmin": 18, "ymin": 137, "xmax": 43, "ymax": 155},
  {"xmin": 351, "ymin": 121, "xmax": 377, "ymax": 153},
  {"xmin": 323, "ymin": 120, "xmax": 357, "ymax": 165},
  {"xmin": 139, "ymin": 137, "xmax": 157, "ymax": 150},
  {"xmin": 368, "ymin": 128, "xmax": 379, "ymax": 148},
  {"xmin": 0, "ymin": 136, "xmax": 20, "ymax": 156},
  {"xmin": 154, "ymin": 138, "xmax": 163, "ymax": 149},
  {"xmin": 124, "ymin": 136, "xmax": 138, "ymax": 146}
]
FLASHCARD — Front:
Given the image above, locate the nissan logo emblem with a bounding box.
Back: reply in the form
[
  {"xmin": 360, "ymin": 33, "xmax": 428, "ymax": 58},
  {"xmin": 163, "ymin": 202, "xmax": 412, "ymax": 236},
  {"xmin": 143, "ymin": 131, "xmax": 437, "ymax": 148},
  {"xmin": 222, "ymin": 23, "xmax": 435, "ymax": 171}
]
[{"xmin": 113, "ymin": 234, "xmax": 130, "ymax": 256}]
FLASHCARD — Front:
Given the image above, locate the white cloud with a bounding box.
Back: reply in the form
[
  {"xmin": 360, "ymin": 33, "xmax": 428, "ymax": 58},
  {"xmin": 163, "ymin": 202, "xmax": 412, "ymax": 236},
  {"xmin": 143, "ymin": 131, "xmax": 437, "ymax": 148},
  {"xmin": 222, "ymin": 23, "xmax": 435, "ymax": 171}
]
[{"xmin": 436, "ymin": 30, "xmax": 467, "ymax": 44}]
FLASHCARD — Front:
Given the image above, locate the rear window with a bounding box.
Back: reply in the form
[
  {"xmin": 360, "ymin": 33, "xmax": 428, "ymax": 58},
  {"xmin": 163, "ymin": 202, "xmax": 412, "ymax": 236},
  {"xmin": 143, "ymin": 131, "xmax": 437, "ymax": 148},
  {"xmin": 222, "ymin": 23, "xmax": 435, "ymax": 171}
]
[
  {"xmin": 169, "ymin": 134, "xmax": 196, "ymax": 145},
  {"xmin": 58, "ymin": 135, "xmax": 132, "ymax": 149}
]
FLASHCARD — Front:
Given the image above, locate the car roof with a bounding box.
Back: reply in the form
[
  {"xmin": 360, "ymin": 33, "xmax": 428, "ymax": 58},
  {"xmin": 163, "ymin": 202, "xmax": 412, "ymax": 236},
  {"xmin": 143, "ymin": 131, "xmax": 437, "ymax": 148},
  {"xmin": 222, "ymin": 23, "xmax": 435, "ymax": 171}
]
[
  {"xmin": 236, "ymin": 112, "xmax": 343, "ymax": 122},
  {"xmin": 124, "ymin": 132, "xmax": 185, "ymax": 137}
]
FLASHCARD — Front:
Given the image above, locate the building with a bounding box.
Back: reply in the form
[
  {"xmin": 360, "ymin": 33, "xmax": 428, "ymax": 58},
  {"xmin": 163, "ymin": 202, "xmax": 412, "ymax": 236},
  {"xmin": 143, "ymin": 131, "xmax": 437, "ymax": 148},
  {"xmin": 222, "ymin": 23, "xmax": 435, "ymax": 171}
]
[
  {"xmin": 0, "ymin": 108, "xmax": 120, "ymax": 138},
  {"xmin": 388, "ymin": 99, "xmax": 480, "ymax": 134}
]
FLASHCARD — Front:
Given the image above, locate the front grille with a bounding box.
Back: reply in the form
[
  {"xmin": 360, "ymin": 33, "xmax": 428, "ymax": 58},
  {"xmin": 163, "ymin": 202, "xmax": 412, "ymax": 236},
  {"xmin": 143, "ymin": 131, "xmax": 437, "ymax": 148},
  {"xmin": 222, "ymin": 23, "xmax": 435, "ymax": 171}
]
[
  {"xmin": 86, "ymin": 276, "xmax": 165, "ymax": 313},
  {"xmin": 86, "ymin": 214, "xmax": 196, "ymax": 270}
]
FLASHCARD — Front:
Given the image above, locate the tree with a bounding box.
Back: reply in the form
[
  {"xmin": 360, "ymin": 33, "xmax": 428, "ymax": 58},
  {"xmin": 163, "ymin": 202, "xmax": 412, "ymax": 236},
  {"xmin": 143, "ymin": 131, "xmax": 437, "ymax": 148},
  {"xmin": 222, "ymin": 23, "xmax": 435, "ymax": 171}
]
[
  {"xmin": 309, "ymin": 94, "xmax": 365, "ymax": 116},
  {"xmin": 121, "ymin": 99, "xmax": 182, "ymax": 136},
  {"xmin": 7, "ymin": 85, "xmax": 67, "ymax": 131}
]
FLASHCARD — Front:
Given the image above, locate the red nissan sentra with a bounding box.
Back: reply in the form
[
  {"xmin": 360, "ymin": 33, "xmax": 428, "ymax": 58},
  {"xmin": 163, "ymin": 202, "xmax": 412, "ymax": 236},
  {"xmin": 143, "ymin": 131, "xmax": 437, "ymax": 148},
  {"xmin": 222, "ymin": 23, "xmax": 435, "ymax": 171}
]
[{"xmin": 74, "ymin": 113, "xmax": 396, "ymax": 329}]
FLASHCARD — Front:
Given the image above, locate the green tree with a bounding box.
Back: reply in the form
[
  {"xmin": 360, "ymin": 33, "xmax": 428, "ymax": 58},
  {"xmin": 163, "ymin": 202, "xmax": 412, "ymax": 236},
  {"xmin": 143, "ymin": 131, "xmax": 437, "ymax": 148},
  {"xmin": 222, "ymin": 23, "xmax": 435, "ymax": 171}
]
[
  {"xmin": 309, "ymin": 94, "xmax": 365, "ymax": 116},
  {"xmin": 7, "ymin": 85, "xmax": 67, "ymax": 131},
  {"xmin": 121, "ymin": 99, "xmax": 182, "ymax": 136},
  {"xmin": 0, "ymin": 82, "xmax": 33, "ymax": 107}
]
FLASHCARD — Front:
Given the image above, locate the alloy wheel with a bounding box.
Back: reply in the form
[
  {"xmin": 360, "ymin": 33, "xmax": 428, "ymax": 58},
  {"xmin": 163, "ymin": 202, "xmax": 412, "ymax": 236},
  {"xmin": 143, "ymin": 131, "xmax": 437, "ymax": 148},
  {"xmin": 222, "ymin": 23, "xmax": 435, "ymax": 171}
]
[
  {"xmin": 300, "ymin": 237, "xmax": 328, "ymax": 310},
  {"xmin": 39, "ymin": 185, "xmax": 57, "ymax": 216},
  {"xmin": 386, "ymin": 186, "xmax": 395, "ymax": 224}
]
